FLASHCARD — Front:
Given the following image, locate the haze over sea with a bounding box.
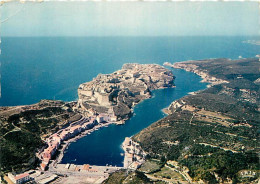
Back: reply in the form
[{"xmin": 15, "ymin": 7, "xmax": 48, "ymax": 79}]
[{"xmin": 1, "ymin": 36, "xmax": 259, "ymax": 166}]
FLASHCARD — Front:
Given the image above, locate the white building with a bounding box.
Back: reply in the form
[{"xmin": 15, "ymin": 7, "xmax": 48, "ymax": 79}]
[{"xmin": 8, "ymin": 173, "xmax": 30, "ymax": 184}]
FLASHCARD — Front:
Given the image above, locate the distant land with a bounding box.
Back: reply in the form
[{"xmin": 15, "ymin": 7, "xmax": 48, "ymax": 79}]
[
  {"xmin": 243, "ymin": 40, "xmax": 260, "ymax": 46},
  {"xmin": 0, "ymin": 58, "xmax": 259, "ymax": 184}
]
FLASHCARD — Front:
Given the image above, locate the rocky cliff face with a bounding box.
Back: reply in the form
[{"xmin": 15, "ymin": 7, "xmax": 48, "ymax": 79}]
[
  {"xmin": 172, "ymin": 61, "xmax": 229, "ymax": 87},
  {"xmin": 76, "ymin": 63, "xmax": 175, "ymax": 120},
  {"xmin": 171, "ymin": 59, "xmax": 260, "ymax": 107}
]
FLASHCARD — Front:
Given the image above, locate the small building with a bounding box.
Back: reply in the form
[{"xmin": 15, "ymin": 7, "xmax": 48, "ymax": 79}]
[
  {"xmin": 40, "ymin": 163, "xmax": 47, "ymax": 171},
  {"xmin": 129, "ymin": 161, "xmax": 141, "ymax": 170},
  {"xmin": 82, "ymin": 164, "xmax": 97, "ymax": 172},
  {"xmin": 7, "ymin": 173, "xmax": 16, "ymax": 184},
  {"xmin": 42, "ymin": 145, "xmax": 56, "ymax": 160},
  {"xmin": 131, "ymin": 72, "xmax": 140, "ymax": 78},
  {"xmin": 124, "ymin": 137, "xmax": 132, "ymax": 146},
  {"xmin": 65, "ymin": 164, "xmax": 70, "ymax": 169},
  {"xmin": 70, "ymin": 125, "xmax": 81, "ymax": 135},
  {"xmin": 42, "ymin": 157, "xmax": 50, "ymax": 164},
  {"xmin": 97, "ymin": 115, "xmax": 105, "ymax": 123},
  {"xmin": 60, "ymin": 130, "xmax": 70, "ymax": 141},
  {"xmin": 110, "ymin": 115, "xmax": 117, "ymax": 122},
  {"xmin": 8, "ymin": 173, "xmax": 30, "ymax": 184},
  {"xmin": 82, "ymin": 164, "xmax": 90, "ymax": 170}
]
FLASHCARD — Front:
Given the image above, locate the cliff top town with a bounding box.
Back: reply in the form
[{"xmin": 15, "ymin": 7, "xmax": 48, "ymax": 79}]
[{"xmin": 76, "ymin": 63, "xmax": 175, "ymax": 121}]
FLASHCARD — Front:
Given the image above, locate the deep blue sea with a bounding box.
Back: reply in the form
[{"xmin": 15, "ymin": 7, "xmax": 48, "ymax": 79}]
[{"xmin": 1, "ymin": 36, "xmax": 259, "ymax": 166}]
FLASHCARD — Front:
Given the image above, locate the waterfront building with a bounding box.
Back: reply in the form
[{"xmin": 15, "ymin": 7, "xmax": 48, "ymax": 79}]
[
  {"xmin": 97, "ymin": 113, "xmax": 112, "ymax": 123},
  {"xmin": 110, "ymin": 115, "xmax": 117, "ymax": 122},
  {"xmin": 97, "ymin": 115, "xmax": 105, "ymax": 123},
  {"xmin": 124, "ymin": 137, "xmax": 132, "ymax": 146},
  {"xmin": 42, "ymin": 145, "xmax": 56, "ymax": 160},
  {"xmin": 89, "ymin": 117, "xmax": 96, "ymax": 124},
  {"xmin": 48, "ymin": 135, "xmax": 61, "ymax": 149},
  {"xmin": 82, "ymin": 164, "xmax": 98, "ymax": 172},
  {"xmin": 60, "ymin": 130, "xmax": 70, "ymax": 141},
  {"xmin": 8, "ymin": 173, "xmax": 30, "ymax": 184},
  {"xmin": 70, "ymin": 125, "xmax": 81, "ymax": 135}
]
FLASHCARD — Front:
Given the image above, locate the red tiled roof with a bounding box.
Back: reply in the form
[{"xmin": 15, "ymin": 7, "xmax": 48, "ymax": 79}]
[
  {"xmin": 82, "ymin": 164, "xmax": 90, "ymax": 170},
  {"xmin": 45, "ymin": 146, "xmax": 55, "ymax": 154},
  {"xmin": 40, "ymin": 163, "xmax": 47, "ymax": 170},
  {"xmin": 14, "ymin": 173, "xmax": 29, "ymax": 180}
]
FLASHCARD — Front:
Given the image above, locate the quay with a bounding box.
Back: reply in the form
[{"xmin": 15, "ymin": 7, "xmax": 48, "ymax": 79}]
[
  {"xmin": 53, "ymin": 163, "xmax": 123, "ymax": 174},
  {"xmin": 46, "ymin": 164, "xmax": 123, "ymax": 184}
]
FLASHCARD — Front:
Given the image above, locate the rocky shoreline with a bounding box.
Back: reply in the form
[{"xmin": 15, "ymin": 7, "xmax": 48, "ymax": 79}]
[
  {"xmin": 163, "ymin": 60, "xmax": 230, "ymax": 114},
  {"xmin": 163, "ymin": 61, "xmax": 215, "ymax": 115},
  {"xmin": 164, "ymin": 61, "xmax": 228, "ymax": 88}
]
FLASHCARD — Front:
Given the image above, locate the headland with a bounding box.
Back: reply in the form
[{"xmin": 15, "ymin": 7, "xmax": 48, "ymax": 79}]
[{"xmin": 75, "ymin": 63, "xmax": 175, "ymax": 122}]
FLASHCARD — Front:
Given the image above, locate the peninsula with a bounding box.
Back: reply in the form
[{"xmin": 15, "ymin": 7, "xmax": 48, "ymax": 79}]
[{"xmin": 76, "ymin": 63, "xmax": 175, "ymax": 122}]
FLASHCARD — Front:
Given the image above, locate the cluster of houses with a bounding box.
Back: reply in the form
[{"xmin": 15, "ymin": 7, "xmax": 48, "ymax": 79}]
[
  {"xmin": 239, "ymin": 170, "xmax": 258, "ymax": 178},
  {"xmin": 96, "ymin": 113, "xmax": 117, "ymax": 123},
  {"xmin": 4, "ymin": 113, "xmax": 124, "ymax": 184},
  {"xmin": 40, "ymin": 116, "xmax": 98, "ymax": 171},
  {"xmin": 39, "ymin": 112, "xmax": 118, "ymax": 171}
]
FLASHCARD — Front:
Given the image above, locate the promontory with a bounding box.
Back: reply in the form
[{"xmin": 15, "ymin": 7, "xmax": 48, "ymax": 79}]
[{"xmin": 75, "ymin": 63, "xmax": 175, "ymax": 122}]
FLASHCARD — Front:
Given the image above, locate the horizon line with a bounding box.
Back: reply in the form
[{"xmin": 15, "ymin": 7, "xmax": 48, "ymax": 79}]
[{"xmin": 1, "ymin": 35, "xmax": 260, "ymax": 38}]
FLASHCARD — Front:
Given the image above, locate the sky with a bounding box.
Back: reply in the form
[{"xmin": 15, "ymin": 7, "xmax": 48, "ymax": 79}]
[{"xmin": 0, "ymin": 1, "xmax": 259, "ymax": 36}]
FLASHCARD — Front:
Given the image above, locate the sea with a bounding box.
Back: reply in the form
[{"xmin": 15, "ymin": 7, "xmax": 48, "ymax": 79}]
[{"xmin": 1, "ymin": 36, "xmax": 259, "ymax": 166}]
